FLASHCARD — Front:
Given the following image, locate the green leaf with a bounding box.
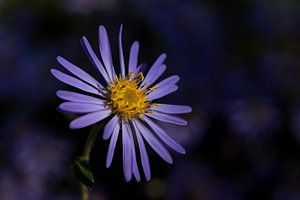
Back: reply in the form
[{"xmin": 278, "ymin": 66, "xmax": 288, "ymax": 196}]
[{"xmin": 72, "ymin": 157, "xmax": 95, "ymax": 188}]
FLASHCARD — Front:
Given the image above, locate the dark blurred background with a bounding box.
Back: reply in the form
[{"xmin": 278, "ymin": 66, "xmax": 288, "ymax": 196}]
[{"xmin": 1, "ymin": 0, "xmax": 300, "ymax": 199}]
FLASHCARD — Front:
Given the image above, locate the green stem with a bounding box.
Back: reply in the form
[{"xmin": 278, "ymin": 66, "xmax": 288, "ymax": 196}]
[
  {"xmin": 80, "ymin": 185, "xmax": 89, "ymax": 200},
  {"xmin": 79, "ymin": 124, "xmax": 100, "ymax": 200},
  {"xmin": 81, "ymin": 124, "xmax": 100, "ymax": 161}
]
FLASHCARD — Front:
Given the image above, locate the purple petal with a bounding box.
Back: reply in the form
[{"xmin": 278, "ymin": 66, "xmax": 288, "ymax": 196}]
[
  {"xmin": 151, "ymin": 104, "xmax": 192, "ymax": 114},
  {"xmin": 103, "ymin": 115, "xmax": 119, "ymax": 140},
  {"xmin": 69, "ymin": 109, "xmax": 111, "ymax": 129},
  {"xmin": 128, "ymin": 41, "xmax": 139, "ymax": 74},
  {"xmin": 51, "ymin": 69, "xmax": 101, "ymax": 95},
  {"xmin": 146, "ymin": 64, "xmax": 166, "ymax": 87},
  {"xmin": 146, "ymin": 75, "xmax": 180, "ymax": 100},
  {"xmin": 146, "ymin": 112, "xmax": 187, "ymax": 126},
  {"xmin": 141, "ymin": 54, "xmax": 167, "ymax": 87},
  {"xmin": 80, "ymin": 36, "xmax": 110, "ymax": 83},
  {"xmin": 56, "ymin": 90, "xmax": 105, "ymax": 104},
  {"xmin": 133, "ymin": 120, "xmax": 173, "ymax": 164},
  {"xmin": 148, "ymin": 75, "xmax": 180, "ymax": 98},
  {"xmin": 134, "ymin": 63, "xmax": 147, "ymax": 76},
  {"xmin": 133, "ymin": 122, "xmax": 151, "ymax": 181},
  {"xmin": 156, "ymin": 75, "xmax": 180, "ymax": 88},
  {"xmin": 106, "ymin": 123, "xmax": 120, "ymax": 168},
  {"xmin": 147, "ymin": 85, "xmax": 178, "ymax": 100},
  {"xmin": 122, "ymin": 122, "xmax": 133, "ymax": 182},
  {"xmin": 99, "ymin": 26, "xmax": 115, "ymax": 81},
  {"xmin": 127, "ymin": 123, "xmax": 141, "ymax": 182},
  {"xmin": 144, "ymin": 116, "xmax": 186, "ymax": 154},
  {"xmin": 56, "ymin": 56, "xmax": 103, "ymax": 89},
  {"xmin": 118, "ymin": 25, "xmax": 126, "ymax": 78},
  {"xmin": 59, "ymin": 102, "xmax": 104, "ymax": 114}
]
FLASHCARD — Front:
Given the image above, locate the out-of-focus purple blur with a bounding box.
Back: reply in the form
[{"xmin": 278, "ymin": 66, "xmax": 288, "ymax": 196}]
[{"xmin": 1, "ymin": 0, "xmax": 300, "ymax": 199}]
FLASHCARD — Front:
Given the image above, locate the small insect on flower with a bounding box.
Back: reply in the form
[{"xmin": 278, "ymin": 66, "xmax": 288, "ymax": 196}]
[{"xmin": 51, "ymin": 25, "xmax": 192, "ymax": 182}]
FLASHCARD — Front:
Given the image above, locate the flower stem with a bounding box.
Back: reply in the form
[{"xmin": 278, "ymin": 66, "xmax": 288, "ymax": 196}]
[
  {"xmin": 79, "ymin": 124, "xmax": 100, "ymax": 200},
  {"xmin": 80, "ymin": 185, "xmax": 89, "ymax": 200},
  {"xmin": 81, "ymin": 124, "xmax": 100, "ymax": 161}
]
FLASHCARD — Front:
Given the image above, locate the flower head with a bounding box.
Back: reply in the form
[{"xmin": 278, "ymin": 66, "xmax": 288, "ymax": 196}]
[{"xmin": 51, "ymin": 25, "xmax": 192, "ymax": 181}]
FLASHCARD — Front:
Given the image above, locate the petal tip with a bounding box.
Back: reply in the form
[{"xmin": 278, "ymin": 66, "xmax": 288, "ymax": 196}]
[
  {"xmin": 106, "ymin": 161, "xmax": 111, "ymax": 168},
  {"xmin": 133, "ymin": 41, "xmax": 139, "ymax": 46},
  {"xmin": 167, "ymin": 158, "xmax": 173, "ymax": 164},
  {"xmin": 50, "ymin": 68, "xmax": 58, "ymax": 76},
  {"xmin": 55, "ymin": 90, "xmax": 64, "ymax": 97},
  {"xmin": 58, "ymin": 103, "xmax": 64, "ymax": 110},
  {"xmin": 181, "ymin": 121, "xmax": 188, "ymax": 126},
  {"xmin": 174, "ymin": 75, "xmax": 180, "ymax": 82},
  {"xmin": 99, "ymin": 25, "xmax": 107, "ymax": 33},
  {"xmin": 125, "ymin": 175, "xmax": 132, "ymax": 182},
  {"xmin": 146, "ymin": 176, "xmax": 151, "ymax": 182},
  {"xmin": 119, "ymin": 25, "xmax": 123, "ymax": 35},
  {"xmin": 56, "ymin": 56, "xmax": 62, "ymax": 61},
  {"xmin": 102, "ymin": 135, "xmax": 109, "ymax": 140},
  {"xmin": 69, "ymin": 123, "xmax": 77, "ymax": 129},
  {"xmin": 173, "ymin": 85, "xmax": 179, "ymax": 93},
  {"xmin": 80, "ymin": 36, "xmax": 88, "ymax": 44},
  {"xmin": 180, "ymin": 148, "xmax": 186, "ymax": 155}
]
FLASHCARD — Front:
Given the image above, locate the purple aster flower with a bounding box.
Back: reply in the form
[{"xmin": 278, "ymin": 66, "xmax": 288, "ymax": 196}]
[{"xmin": 51, "ymin": 25, "xmax": 192, "ymax": 182}]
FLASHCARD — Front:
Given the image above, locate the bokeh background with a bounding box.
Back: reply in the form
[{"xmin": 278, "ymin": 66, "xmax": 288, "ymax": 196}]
[{"xmin": 1, "ymin": 0, "xmax": 300, "ymax": 199}]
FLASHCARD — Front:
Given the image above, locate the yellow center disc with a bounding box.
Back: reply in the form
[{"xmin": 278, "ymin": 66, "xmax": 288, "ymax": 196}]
[{"xmin": 106, "ymin": 72, "xmax": 154, "ymax": 121}]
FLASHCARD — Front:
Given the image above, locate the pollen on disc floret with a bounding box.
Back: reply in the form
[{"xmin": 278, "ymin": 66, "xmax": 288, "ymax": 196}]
[{"xmin": 106, "ymin": 72, "xmax": 157, "ymax": 121}]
